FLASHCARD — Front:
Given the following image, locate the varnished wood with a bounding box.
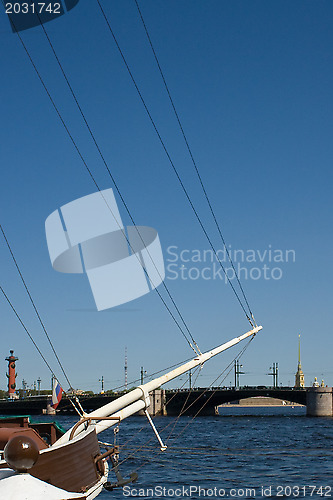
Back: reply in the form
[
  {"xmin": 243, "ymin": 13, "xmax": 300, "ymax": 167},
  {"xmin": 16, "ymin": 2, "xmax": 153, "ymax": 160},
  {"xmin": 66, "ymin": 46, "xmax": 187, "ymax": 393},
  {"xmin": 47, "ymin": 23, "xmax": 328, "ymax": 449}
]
[{"xmin": 30, "ymin": 429, "xmax": 103, "ymax": 493}]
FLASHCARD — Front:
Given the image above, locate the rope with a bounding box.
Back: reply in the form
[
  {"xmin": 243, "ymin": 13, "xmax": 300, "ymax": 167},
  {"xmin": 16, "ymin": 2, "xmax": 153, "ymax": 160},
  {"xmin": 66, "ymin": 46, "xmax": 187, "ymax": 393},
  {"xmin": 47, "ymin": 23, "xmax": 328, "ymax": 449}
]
[
  {"xmin": 168, "ymin": 337, "xmax": 255, "ymax": 443},
  {"xmin": 34, "ymin": 13, "xmax": 201, "ymax": 355},
  {"xmin": 5, "ymin": 8, "xmax": 200, "ymax": 356},
  {"xmin": 134, "ymin": 0, "xmax": 257, "ymax": 326},
  {"xmin": 115, "ymin": 337, "xmax": 255, "ymax": 470},
  {"xmin": 0, "ymin": 283, "xmax": 84, "ymax": 417},
  {"xmin": 121, "ymin": 445, "xmax": 332, "ymax": 481},
  {"xmin": 0, "ymin": 285, "xmax": 56, "ymax": 376},
  {"xmin": 0, "ymin": 223, "xmax": 73, "ymax": 390},
  {"xmin": 118, "ymin": 370, "xmax": 194, "ymax": 453},
  {"xmin": 3, "ymin": 5, "xmax": 261, "ymax": 463},
  {"xmin": 109, "ymin": 356, "xmax": 194, "ymax": 393},
  {"xmin": 96, "ymin": 0, "xmax": 254, "ymax": 327},
  {"xmin": 68, "ymin": 397, "xmax": 84, "ymax": 417},
  {"xmin": 165, "ymin": 366, "xmax": 201, "ymax": 444}
]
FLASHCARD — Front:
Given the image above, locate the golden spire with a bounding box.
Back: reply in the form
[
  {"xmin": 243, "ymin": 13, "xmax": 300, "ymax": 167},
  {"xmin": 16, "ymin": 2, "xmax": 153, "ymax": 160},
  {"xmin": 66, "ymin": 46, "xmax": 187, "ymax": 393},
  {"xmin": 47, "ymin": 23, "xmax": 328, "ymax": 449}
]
[{"xmin": 295, "ymin": 334, "xmax": 305, "ymax": 388}]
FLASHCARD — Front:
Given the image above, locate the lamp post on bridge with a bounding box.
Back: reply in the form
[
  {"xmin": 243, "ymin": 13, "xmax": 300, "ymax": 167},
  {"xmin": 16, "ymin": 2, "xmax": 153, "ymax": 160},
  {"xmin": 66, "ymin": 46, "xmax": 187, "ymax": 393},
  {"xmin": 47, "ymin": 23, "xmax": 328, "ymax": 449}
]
[
  {"xmin": 268, "ymin": 362, "xmax": 279, "ymax": 388},
  {"xmin": 37, "ymin": 378, "xmax": 41, "ymax": 395},
  {"xmin": 99, "ymin": 376, "xmax": 104, "ymax": 394},
  {"xmin": 140, "ymin": 367, "xmax": 147, "ymax": 385},
  {"xmin": 234, "ymin": 360, "xmax": 244, "ymax": 389}
]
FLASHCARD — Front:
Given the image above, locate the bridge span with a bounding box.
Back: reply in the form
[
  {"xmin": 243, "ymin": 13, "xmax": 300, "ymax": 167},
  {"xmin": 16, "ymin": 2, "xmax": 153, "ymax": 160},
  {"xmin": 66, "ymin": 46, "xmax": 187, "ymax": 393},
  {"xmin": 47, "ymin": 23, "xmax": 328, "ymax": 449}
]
[
  {"xmin": 165, "ymin": 387, "xmax": 307, "ymax": 416},
  {"xmin": 0, "ymin": 386, "xmax": 331, "ymax": 417}
]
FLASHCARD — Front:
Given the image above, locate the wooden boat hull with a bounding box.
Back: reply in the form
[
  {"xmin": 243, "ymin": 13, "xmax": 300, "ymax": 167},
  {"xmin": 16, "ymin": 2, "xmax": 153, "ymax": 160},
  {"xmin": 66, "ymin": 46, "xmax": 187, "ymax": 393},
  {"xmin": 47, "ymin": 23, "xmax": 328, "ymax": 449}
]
[
  {"xmin": 0, "ymin": 428, "xmax": 109, "ymax": 498},
  {"xmin": 0, "ymin": 468, "xmax": 108, "ymax": 499}
]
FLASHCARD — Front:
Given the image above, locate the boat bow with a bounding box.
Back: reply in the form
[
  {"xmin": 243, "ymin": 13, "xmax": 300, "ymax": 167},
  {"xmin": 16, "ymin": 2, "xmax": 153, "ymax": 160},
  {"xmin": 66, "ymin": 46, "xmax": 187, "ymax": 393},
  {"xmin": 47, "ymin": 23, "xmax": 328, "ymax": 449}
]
[{"xmin": 57, "ymin": 325, "xmax": 262, "ymax": 443}]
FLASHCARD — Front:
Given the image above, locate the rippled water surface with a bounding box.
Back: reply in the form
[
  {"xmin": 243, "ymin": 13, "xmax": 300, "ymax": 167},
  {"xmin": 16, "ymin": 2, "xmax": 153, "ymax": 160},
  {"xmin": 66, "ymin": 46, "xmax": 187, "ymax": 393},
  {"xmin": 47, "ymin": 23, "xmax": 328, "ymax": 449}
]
[{"xmin": 34, "ymin": 406, "xmax": 333, "ymax": 499}]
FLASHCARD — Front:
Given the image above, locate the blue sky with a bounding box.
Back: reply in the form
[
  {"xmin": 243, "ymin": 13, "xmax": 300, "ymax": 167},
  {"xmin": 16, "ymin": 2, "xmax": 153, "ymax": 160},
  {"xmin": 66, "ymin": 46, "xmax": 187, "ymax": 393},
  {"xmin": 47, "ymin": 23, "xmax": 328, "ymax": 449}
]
[{"xmin": 0, "ymin": 1, "xmax": 332, "ymax": 393}]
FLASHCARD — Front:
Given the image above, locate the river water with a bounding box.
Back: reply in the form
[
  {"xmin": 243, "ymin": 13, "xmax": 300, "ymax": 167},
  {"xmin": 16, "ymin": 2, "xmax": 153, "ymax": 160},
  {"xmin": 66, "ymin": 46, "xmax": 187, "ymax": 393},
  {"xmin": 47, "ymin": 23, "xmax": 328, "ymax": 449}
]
[{"xmin": 43, "ymin": 406, "xmax": 333, "ymax": 499}]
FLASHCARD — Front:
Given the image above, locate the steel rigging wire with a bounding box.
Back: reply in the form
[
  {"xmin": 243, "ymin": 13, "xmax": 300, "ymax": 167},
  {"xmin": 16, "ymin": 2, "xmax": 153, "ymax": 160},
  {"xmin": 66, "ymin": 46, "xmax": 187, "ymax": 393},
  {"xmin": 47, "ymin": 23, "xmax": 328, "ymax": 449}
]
[
  {"xmin": 5, "ymin": 1, "xmax": 256, "ymax": 335},
  {"xmin": 2, "ymin": 16, "xmax": 200, "ymax": 360},
  {"xmin": 2, "ymin": 4, "xmax": 259, "ymax": 409},
  {"xmin": 0, "ymin": 11, "xmax": 264, "ymax": 487},
  {"xmin": 167, "ymin": 337, "xmax": 255, "ymax": 443},
  {"xmin": 0, "ymin": 223, "xmax": 73, "ymax": 391},
  {"xmin": 114, "ymin": 336, "xmax": 255, "ymax": 471},
  {"xmin": 133, "ymin": 0, "xmax": 256, "ymax": 326},
  {"xmin": 3, "ymin": 6, "xmax": 201, "ymax": 357},
  {"xmin": 96, "ymin": 0, "xmax": 256, "ymax": 327},
  {"xmin": 0, "ymin": 257, "xmax": 84, "ymax": 414},
  {"xmin": 0, "ymin": 285, "xmax": 56, "ymax": 377},
  {"xmin": 33, "ymin": 0, "xmax": 257, "ymax": 329},
  {"xmin": 116, "ymin": 339, "xmax": 252, "ymax": 460},
  {"xmin": 4, "ymin": 2, "xmax": 258, "ymax": 361}
]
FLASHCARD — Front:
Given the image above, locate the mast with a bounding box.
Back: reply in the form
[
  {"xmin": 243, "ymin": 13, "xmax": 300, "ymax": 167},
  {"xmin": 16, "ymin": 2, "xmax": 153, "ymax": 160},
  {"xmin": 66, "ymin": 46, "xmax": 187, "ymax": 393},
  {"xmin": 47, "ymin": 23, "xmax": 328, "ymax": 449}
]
[{"xmin": 57, "ymin": 325, "xmax": 262, "ymax": 444}]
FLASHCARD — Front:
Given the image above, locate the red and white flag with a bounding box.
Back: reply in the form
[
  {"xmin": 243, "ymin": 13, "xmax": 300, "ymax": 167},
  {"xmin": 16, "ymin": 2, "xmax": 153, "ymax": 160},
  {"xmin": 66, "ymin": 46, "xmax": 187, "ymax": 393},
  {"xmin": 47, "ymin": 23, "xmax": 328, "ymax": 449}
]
[{"xmin": 51, "ymin": 379, "xmax": 63, "ymax": 409}]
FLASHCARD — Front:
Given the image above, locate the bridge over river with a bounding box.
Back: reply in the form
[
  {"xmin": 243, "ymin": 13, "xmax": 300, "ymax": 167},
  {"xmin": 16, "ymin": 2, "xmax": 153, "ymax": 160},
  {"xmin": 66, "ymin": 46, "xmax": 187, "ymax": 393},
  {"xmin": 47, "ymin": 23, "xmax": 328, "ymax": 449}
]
[
  {"xmin": 0, "ymin": 386, "xmax": 331, "ymax": 417},
  {"xmin": 164, "ymin": 387, "xmax": 307, "ymax": 416}
]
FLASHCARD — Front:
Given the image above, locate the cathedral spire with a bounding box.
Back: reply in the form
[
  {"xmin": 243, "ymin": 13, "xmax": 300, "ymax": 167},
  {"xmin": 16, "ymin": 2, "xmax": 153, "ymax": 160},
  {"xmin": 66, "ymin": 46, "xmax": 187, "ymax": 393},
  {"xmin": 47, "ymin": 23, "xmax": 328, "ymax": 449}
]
[{"xmin": 295, "ymin": 334, "xmax": 305, "ymax": 388}]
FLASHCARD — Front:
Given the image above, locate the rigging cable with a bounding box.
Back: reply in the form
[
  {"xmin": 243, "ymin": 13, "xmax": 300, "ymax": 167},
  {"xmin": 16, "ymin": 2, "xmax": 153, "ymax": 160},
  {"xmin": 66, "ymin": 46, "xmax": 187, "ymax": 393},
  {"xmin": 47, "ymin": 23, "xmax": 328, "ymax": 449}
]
[
  {"xmin": 164, "ymin": 365, "xmax": 201, "ymax": 444},
  {"xmin": 118, "ymin": 371, "xmax": 193, "ymax": 453},
  {"xmin": 0, "ymin": 223, "xmax": 73, "ymax": 390},
  {"xmin": 5, "ymin": 8, "xmax": 200, "ymax": 356},
  {"xmin": 0, "ymin": 230, "xmax": 85, "ymax": 416},
  {"xmin": 168, "ymin": 337, "xmax": 255, "ymax": 444},
  {"xmin": 3, "ymin": 5, "xmax": 258, "ymax": 416},
  {"xmin": 111, "ymin": 356, "xmax": 194, "ymax": 393},
  {"xmin": 134, "ymin": 0, "xmax": 256, "ymax": 327},
  {"xmin": 0, "ymin": 281, "xmax": 83, "ymax": 416},
  {"xmin": 34, "ymin": 13, "xmax": 201, "ymax": 355},
  {"xmin": 0, "ymin": 285, "xmax": 56, "ymax": 377},
  {"xmin": 116, "ymin": 336, "xmax": 254, "ymax": 469},
  {"xmin": 96, "ymin": 0, "xmax": 254, "ymax": 327},
  {"xmin": 97, "ymin": 371, "xmax": 195, "ymax": 460}
]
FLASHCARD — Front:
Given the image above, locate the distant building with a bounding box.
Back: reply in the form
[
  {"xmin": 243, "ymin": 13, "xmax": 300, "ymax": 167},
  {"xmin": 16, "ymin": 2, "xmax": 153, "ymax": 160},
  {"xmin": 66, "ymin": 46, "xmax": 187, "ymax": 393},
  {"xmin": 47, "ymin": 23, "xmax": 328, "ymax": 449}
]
[{"xmin": 295, "ymin": 334, "xmax": 305, "ymax": 388}]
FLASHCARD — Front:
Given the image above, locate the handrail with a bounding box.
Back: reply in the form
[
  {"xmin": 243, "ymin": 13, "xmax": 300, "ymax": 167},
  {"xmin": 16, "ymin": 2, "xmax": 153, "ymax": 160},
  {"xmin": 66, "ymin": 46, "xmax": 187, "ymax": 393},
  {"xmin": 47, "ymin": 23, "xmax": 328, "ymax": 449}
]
[
  {"xmin": 94, "ymin": 445, "xmax": 119, "ymax": 464},
  {"xmin": 69, "ymin": 416, "xmax": 120, "ymax": 440}
]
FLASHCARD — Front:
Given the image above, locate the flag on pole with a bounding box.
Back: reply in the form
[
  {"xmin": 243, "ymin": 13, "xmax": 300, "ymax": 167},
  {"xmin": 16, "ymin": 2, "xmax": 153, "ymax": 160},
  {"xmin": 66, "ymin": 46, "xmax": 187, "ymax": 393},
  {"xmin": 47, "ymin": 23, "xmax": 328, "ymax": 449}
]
[{"xmin": 51, "ymin": 379, "xmax": 63, "ymax": 409}]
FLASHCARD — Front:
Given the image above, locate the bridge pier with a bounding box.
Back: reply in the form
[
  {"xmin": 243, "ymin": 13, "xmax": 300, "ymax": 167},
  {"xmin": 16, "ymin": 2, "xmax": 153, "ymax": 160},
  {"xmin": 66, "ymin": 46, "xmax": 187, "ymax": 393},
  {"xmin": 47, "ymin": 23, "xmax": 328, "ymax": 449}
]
[
  {"xmin": 306, "ymin": 387, "xmax": 333, "ymax": 417},
  {"xmin": 149, "ymin": 389, "xmax": 166, "ymax": 416},
  {"xmin": 138, "ymin": 389, "xmax": 166, "ymax": 416}
]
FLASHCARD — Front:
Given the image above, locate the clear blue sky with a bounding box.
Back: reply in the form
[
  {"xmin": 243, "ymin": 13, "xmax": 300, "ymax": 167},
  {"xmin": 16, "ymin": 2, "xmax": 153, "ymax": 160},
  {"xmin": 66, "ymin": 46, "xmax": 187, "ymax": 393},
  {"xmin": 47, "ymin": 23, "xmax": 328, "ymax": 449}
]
[{"xmin": 0, "ymin": 1, "xmax": 332, "ymax": 393}]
